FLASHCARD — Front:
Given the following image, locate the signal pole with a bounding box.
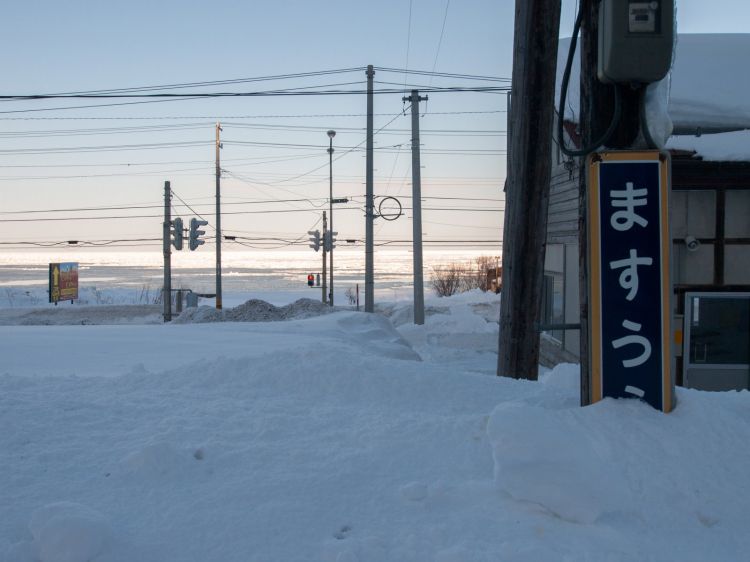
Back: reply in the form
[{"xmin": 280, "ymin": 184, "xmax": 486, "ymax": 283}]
[
  {"xmin": 327, "ymin": 130, "xmax": 336, "ymax": 306},
  {"xmin": 322, "ymin": 211, "xmax": 328, "ymax": 304},
  {"xmin": 163, "ymin": 180, "xmax": 172, "ymax": 322},
  {"xmin": 403, "ymin": 90, "xmax": 427, "ymax": 325},
  {"xmin": 365, "ymin": 65, "xmax": 375, "ymax": 312},
  {"xmin": 215, "ymin": 122, "xmax": 223, "ymax": 310}
]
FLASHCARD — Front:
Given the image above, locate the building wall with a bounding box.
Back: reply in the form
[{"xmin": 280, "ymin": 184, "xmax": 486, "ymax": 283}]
[
  {"xmin": 544, "ymin": 151, "xmax": 750, "ymax": 388},
  {"xmin": 543, "ymin": 137, "xmax": 581, "ymax": 357}
]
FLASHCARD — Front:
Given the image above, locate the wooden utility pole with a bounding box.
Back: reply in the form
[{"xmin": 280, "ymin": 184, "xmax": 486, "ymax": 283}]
[
  {"xmin": 365, "ymin": 65, "xmax": 375, "ymax": 313},
  {"xmin": 403, "ymin": 90, "xmax": 427, "ymax": 325},
  {"xmin": 498, "ymin": 0, "xmax": 561, "ymax": 380},
  {"xmin": 215, "ymin": 122, "xmax": 223, "ymax": 310}
]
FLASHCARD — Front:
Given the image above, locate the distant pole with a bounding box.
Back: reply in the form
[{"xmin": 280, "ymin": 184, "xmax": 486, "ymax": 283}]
[
  {"xmin": 403, "ymin": 90, "xmax": 427, "ymax": 325},
  {"xmin": 322, "ymin": 211, "xmax": 328, "ymax": 304},
  {"xmin": 327, "ymin": 129, "xmax": 336, "ymax": 306},
  {"xmin": 163, "ymin": 181, "xmax": 172, "ymax": 323},
  {"xmin": 365, "ymin": 65, "xmax": 375, "ymax": 312},
  {"xmin": 497, "ymin": 0, "xmax": 561, "ymax": 379},
  {"xmin": 215, "ymin": 122, "xmax": 223, "ymax": 310}
]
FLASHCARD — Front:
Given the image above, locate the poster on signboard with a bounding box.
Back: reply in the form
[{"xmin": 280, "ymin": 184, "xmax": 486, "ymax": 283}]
[
  {"xmin": 49, "ymin": 262, "xmax": 79, "ymax": 304},
  {"xmin": 588, "ymin": 151, "xmax": 674, "ymax": 413}
]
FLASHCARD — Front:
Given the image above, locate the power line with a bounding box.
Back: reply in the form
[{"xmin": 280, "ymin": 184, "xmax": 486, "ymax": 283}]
[
  {"xmin": 0, "ymin": 96, "xmax": 208, "ymax": 115},
  {"xmin": 0, "ymin": 166, "xmax": 212, "ymax": 181},
  {"xmin": 263, "ymin": 107, "xmax": 409, "ymax": 186},
  {"xmin": 404, "ymin": 0, "xmax": 414, "ymax": 92},
  {"xmin": 0, "ymin": 237, "xmax": 161, "ymax": 247},
  {"xmin": 0, "ymin": 205, "xmax": 504, "ymax": 223},
  {"xmin": 32, "ymin": 68, "xmax": 367, "ymax": 97},
  {"xmin": 170, "ymin": 188, "xmax": 213, "ymax": 229},
  {"xmin": 0, "ymin": 121, "xmax": 506, "ymax": 138},
  {"xmin": 0, "ymin": 140, "xmax": 212, "ymax": 155},
  {"xmin": 0, "ymin": 195, "xmax": 501, "ymax": 216},
  {"xmin": 0, "ymin": 85, "xmax": 509, "ymax": 102},
  {"xmin": 0, "ymin": 109, "xmax": 506, "ymax": 121},
  {"xmin": 429, "ymin": 0, "xmax": 451, "ymax": 87},
  {"xmin": 0, "ymin": 122, "xmax": 214, "ymax": 138},
  {"xmin": 0, "ymin": 154, "xmax": 321, "ymax": 168},
  {"xmin": 1, "ymin": 67, "xmax": 506, "ymax": 101},
  {"xmin": 375, "ymin": 67, "xmax": 510, "ymax": 83},
  {"xmin": 0, "ymin": 236, "xmax": 502, "ymax": 249}
]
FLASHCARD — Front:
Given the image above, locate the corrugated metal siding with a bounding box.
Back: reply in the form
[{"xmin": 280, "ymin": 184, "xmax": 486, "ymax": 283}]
[{"xmin": 546, "ymin": 163, "xmax": 580, "ymax": 244}]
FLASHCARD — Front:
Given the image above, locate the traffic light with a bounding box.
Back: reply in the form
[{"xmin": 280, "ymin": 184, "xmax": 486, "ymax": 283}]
[
  {"xmin": 189, "ymin": 218, "xmax": 208, "ymax": 251},
  {"xmin": 324, "ymin": 231, "xmax": 337, "ymax": 252},
  {"xmin": 307, "ymin": 273, "xmax": 315, "ymax": 287},
  {"xmin": 171, "ymin": 217, "xmax": 184, "ymax": 251},
  {"xmin": 308, "ymin": 229, "xmax": 321, "ymax": 252}
]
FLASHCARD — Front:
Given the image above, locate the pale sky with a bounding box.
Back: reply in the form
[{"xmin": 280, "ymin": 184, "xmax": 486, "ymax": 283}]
[{"xmin": 0, "ymin": 0, "xmax": 744, "ymax": 253}]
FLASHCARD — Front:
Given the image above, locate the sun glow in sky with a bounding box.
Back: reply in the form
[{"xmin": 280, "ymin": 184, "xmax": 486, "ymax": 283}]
[{"xmin": 0, "ymin": 1, "xmax": 743, "ymax": 253}]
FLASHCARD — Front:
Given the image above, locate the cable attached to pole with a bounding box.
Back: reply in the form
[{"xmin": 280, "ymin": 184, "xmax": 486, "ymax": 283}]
[{"xmin": 557, "ymin": 0, "xmax": 622, "ymax": 157}]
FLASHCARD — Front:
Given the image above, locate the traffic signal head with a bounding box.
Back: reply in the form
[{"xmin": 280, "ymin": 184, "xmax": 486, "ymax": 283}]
[
  {"xmin": 172, "ymin": 217, "xmax": 184, "ymax": 251},
  {"xmin": 324, "ymin": 231, "xmax": 338, "ymax": 252},
  {"xmin": 308, "ymin": 229, "xmax": 321, "ymax": 252},
  {"xmin": 307, "ymin": 273, "xmax": 315, "ymax": 287},
  {"xmin": 189, "ymin": 218, "xmax": 208, "ymax": 251}
]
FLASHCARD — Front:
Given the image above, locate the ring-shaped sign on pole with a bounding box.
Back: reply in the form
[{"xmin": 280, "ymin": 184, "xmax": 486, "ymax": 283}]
[{"xmin": 377, "ymin": 196, "xmax": 403, "ymax": 222}]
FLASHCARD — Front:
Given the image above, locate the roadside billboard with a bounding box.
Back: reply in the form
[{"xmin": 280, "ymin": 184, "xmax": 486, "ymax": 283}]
[{"xmin": 49, "ymin": 262, "xmax": 79, "ymax": 304}]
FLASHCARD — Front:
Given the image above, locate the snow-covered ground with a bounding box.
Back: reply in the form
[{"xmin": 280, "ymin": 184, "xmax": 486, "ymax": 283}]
[{"xmin": 1, "ymin": 290, "xmax": 749, "ymax": 562}]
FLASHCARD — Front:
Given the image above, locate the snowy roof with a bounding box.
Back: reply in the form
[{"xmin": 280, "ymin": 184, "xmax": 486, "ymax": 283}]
[
  {"xmin": 666, "ymin": 129, "xmax": 750, "ymax": 162},
  {"xmin": 669, "ymin": 34, "xmax": 750, "ymax": 133},
  {"xmin": 556, "ymin": 33, "xmax": 750, "ymax": 161}
]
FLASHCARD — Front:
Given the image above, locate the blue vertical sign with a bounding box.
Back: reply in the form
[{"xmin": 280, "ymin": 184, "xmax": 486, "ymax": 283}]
[{"xmin": 588, "ymin": 151, "xmax": 673, "ymax": 412}]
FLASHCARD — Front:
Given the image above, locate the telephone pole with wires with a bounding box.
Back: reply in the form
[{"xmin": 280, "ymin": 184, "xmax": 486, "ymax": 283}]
[
  {"xmin": 498, "ymin": 0, "xmax": 561, "ymax": 380},
  {"xmin": 215, "ymin": 122, "xmax": 223, "ymax": 310},
  {"xmin": 365, "ymin": 65, "xmax": 375, "ymax": 313},
  {"xmin": 403, "ymin": 90, "xmax": 427, "ymax": 325}
]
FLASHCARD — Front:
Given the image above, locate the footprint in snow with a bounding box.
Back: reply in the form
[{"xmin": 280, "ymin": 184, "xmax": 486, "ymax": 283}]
[{"xmin": 334, "ymin": 525, "xmax": 352, "ymax": 540}]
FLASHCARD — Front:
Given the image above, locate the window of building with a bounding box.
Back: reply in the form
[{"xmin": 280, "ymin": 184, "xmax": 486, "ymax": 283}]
[{"xmin": 542, "ymin": 273, "xmax": 565, "ymax": 342}]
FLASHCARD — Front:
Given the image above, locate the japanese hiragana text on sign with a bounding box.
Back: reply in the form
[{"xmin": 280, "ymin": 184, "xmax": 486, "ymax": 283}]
[{"xmin": 588, "ymin": 152, "xmax": 673, "ymax": 412}]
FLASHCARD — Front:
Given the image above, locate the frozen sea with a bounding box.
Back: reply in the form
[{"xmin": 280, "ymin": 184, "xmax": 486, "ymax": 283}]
[{"xmin": 0, "ymin": 248, "xmax": 498, "ymax": 308}]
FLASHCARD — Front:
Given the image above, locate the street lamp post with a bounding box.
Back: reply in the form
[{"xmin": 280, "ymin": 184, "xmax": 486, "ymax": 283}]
[{"xmin": 327, "ymin": 129, "xmax": 336, "ymax": 306}]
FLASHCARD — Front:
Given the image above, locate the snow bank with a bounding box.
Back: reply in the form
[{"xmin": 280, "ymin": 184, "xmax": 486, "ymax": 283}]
[
  {"xmin": 2, "ymin": 291, "xmax": 749, "ymax": 561},
  {"xmin": 383, "ymin": 289, "xmax": 501, "ymax": 374},
  {"xmin": 488, "ymin": 364, "xmax": 750, "ymax": 557},
  {"xmin": 0, "ymin": 304, "xmax": 161, "ymax": 326},
  {"xmin": 174, "ymin": 297, "xmax": 333, "ymax": 324}
]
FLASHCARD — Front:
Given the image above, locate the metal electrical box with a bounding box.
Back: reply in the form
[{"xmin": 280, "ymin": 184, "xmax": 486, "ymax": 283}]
[{"xmin": 598, "ymin": 0, "xmax": 674, "ymax": 84}]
